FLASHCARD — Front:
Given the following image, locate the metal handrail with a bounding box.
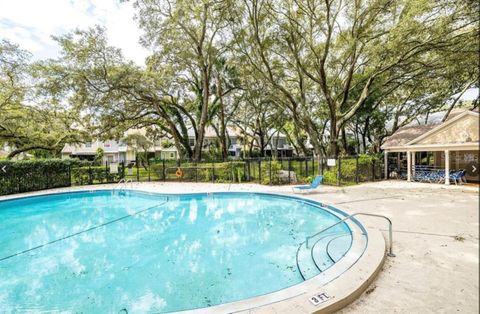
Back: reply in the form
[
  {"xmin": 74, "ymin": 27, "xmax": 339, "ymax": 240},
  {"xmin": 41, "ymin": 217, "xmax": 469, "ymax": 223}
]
[
  {"xmin": 115, "ymin": 178, "xmax": 133, "ymax": 191},
  {"xmin": 306, "ymin": 212, "xmax": 395, "ymax": 257}
]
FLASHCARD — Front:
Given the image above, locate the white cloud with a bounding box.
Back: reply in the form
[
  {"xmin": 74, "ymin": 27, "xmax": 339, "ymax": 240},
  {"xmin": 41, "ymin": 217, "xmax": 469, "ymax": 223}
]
[{"xmin": 0, "ymin": 0, "xmax": 149, "ymax": 65}]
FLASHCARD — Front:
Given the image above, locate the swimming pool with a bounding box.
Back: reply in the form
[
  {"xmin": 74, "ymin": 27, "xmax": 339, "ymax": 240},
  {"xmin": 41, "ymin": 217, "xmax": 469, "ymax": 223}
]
[{"xmin": 0, "ymin": 190, "xmax": 365, "ymax": 313}]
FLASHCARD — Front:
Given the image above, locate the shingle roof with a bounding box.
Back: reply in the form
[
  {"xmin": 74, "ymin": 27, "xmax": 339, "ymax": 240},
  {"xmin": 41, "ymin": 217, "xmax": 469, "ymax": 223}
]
[
  {"xmin": 382, "ymin": 109, "xmax": 478, "ymax": 148},
  {"xmin": 382, "ymin": 124, "xmax": 437, "ymax": 148}
]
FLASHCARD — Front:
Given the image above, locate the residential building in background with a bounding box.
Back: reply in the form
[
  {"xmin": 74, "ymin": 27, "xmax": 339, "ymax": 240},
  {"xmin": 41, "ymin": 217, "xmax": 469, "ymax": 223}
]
[{"xmin": 61, "ymin": 126, "xmax": 294, "ymax": 163}]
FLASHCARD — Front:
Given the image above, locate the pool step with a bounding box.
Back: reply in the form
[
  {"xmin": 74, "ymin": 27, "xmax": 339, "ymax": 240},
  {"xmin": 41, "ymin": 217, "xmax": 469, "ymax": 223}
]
[
  {"xmin": 310, "ymin": 233, "xmax": 351, "ymax": 273},
  {"xmin": 326, "ymin": 234, "xmax": 352, "ymax": 263},
  {"xmin": 296, "ymin": 241, "xmax": 319, "ymax": 280},
  {"xmin": 310, "ymin": 233, "xmax": 348, "ymax": 272},
  {"xmin": 296, "ymin": 233, "xmax": 348, "ymax": 280}
]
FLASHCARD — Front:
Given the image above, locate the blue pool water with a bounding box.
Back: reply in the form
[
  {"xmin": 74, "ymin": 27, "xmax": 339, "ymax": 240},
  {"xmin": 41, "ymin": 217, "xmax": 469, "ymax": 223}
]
[{"xmin": 0, "ymin": 190, "xmax": 351, "ymax": 313}]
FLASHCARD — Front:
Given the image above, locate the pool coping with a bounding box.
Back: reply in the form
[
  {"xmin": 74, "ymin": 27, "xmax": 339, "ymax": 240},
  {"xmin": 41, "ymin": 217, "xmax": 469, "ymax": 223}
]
[{"xmin": 0, "ymin": 185, "xmax": 387, "ymax": 314}]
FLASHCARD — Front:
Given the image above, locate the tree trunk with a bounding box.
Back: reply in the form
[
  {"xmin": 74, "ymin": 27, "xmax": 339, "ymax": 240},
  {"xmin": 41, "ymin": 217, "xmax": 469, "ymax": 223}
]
[
  {"xmin": 217, "ymin": 74, "xmax": 228, "ymax": 159},
  {"xmin": 7, "ymin": 145, "xmax": 56, "ymax": 159},
  {"xmin": 259, "ymin": 131, "xmax": 266, "ymax": 157},
  {"xmin": 328, "ymin": 106, "xmax": 339, "ymax": 158},
  {"xmin": 193, "ymin": 65, "xmax": 210, "ymax": 161},
  {"xmin": 442, "ymin": 81, "xmax": 473, "ymax": 122},
  {"xmin": 341, "ymin": 127, "xmax": 347, "ymax": 154}
]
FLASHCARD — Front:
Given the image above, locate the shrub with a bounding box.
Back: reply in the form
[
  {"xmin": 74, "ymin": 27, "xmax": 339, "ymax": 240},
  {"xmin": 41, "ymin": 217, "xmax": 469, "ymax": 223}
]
[
  {"xmin": 147, "ymin": 161, "xmax": 246, "ymax": 183},
  {"xmin": 0, "ymin": 159, "xmax": 71, "ymax": 196},
  {"xmin": 261, "ymin": 160, "xmax": 282, "ymax": 185},
  {"xmin": 321, "ymin": 155, "xmax": 381, "ymax": 185},
  {"xmin": 71, "ymin": 165, "xmax": 125, "ymax": 185}
]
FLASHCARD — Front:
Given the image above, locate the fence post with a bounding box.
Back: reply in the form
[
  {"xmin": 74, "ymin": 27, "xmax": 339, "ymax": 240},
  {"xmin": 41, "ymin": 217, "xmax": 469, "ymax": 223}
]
[
  {"xmin": 162, "ymin": 160, "xmax": 166, "ymax": 181},
  {"xmin": 288, "ymin": 159, "xmax": 291, "ymax": 184},
  {"xmin": 320, "ymin": 156, "xmax": 324, "ymax": 175},
  {"xmin": 105, "ymin": 161, "xmax": 108, "ymax": 183},
  {"xmin": 269, "ymin": 158, "xmax": 272, "ymax": 185},
  {"xmin": 212, "ymin": 161, "xmax": 215, "ymax": 183},
  {"xmin": 305, "ymin": 158, "xmax": 308, "ymax": 177},
  {"xmin": 258, "ymin": 160, "xmax": 262, "ymax": 183},
  {"xmin": 243, "ymin": 161, "xmax": 247, "ymax": 182},
  {"xmin": 195, "ymin": 162, "xmax": 198, "ymax": 182},
  {"xmin": 88, "ymin": 164, "xmax": 93, "ymax": 185},
  {"xmin": 179, "ymin": 159, "xmax": 182, "ymax": 182},
  {"xmin": 230, "ymin": 160, "xmax": 234, "ymax": 183},
  {"xmin": 355, "ymin": 155, "xmax": 359, "ymax": 184},
  {"xmin": 312, "ymin": 157, "xmax": 315, "ymax": 175},
  {"xmin": 148, "ymin": 162, "xmax": 151, "ymax": 182},
  {"xmin": 372, "ymin": 158, "xmax": 376, "ymax": 182},
  {"xmin": 136, "ymin": 157, "xmax": 140, "ymax": 182},
  {"xmin": 337, "ymin": 157, "xmax": 341, "ymax": 186},
  {"xmin": 68, "ymin": 164, "xmax": 72, "ymax": 187}
]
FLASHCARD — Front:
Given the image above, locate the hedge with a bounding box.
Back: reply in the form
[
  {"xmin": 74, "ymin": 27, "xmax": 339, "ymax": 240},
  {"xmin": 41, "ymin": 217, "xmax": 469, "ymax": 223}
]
[
  {"xmin": 322, "ymin": 155, "xmax": 381, "ymax": 185},
  {"xmin": 70, "ymin": 165, "xmax": 125, "ymax": 185},
  {"xmin": 0, "ymin": 159, "xmax": 71, "ymax": 196}
]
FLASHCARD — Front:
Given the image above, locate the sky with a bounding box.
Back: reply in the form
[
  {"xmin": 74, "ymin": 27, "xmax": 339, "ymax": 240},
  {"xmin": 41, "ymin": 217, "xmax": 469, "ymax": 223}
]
[{"xmin": 0, "ymin": 0, "xmax": 149, "ymax": 65}]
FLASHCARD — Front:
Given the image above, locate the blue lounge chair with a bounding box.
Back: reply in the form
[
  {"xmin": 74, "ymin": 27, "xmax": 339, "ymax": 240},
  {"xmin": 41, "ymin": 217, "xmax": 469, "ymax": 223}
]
[{"xmin": 293, "ymin": 175, "xmax": 323, "ymax": 193}]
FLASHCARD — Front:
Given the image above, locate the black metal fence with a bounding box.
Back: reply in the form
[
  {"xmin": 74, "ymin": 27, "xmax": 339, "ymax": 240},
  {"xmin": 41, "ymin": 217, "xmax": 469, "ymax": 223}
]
[
  {"xmin": 0, "ymin": 155, "xmax": 385, "ymax": 196},
  {"xmin": 72, "ymin": 155, "xmax": 384, "ymax": 186}
]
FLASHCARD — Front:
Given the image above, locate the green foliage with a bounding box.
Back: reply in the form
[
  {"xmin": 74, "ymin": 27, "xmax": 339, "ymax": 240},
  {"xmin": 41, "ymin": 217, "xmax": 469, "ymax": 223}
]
[
  {"xmin": 0, "ymin": 159, "xmax": 71, "ymax": 195},
  {"xmin": 70, "ymin": 165, "xmax": 124, "ymax": 185},
  {"xmin": 2, "ymin": 0, "xmax": 477, "ymax": 161},
  {"xmin": 95, "ymin": 148, "xmax": 104, "ymax": 163},
  {"xmin": 321, "ymin": 155, "xmax": 381, "ymax": 185},
  {"xmin": 137, "ymin": 160, "xmax": 249, "ymax": 183},
  {"xmin": 0, "ymin": 40, "xmax": 86, "ymax": 159},
  {"xmin": 261, "ymin": 160, "xmax": 282, "ymax": 185}
]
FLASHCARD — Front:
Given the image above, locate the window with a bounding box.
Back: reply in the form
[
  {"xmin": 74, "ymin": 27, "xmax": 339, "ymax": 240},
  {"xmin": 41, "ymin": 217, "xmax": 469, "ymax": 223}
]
[
  {"xmin": 170, "ymin": 153, "xmax": 174, "ymax": 158},
  {"xmin": 189, "ymin": 138, "xmax": 195, "ymax": 147},
  {"xmin": 104, "ymin": 141, "xmax": 111, "ymax": 148},
  {"xmin": 85, "ymin": 142, "xmax": 92, "ymax": 148}
]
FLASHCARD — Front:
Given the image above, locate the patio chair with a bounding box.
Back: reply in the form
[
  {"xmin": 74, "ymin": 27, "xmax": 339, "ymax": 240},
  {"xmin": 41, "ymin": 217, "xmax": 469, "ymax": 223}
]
[
  {"xmin": 449, "ymin": 170, "xmax": 465, "ymax": 185},
  {"xmin": 292, "ymin": 175, "xmax": 323, "ymax": 193}
]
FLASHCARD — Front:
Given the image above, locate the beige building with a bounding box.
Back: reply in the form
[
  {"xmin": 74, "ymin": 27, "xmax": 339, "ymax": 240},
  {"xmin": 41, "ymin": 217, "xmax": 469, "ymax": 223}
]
[{"xmin": 381, "ymin": 109, "xmax": 479, "ymax": 184}]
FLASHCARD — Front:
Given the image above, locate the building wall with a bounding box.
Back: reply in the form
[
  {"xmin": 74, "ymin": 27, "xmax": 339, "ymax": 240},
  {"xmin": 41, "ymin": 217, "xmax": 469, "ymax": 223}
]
[
  {"xmin": 126, "ymin": 150, "xmax": 136, "ymax": 161},
  {"xmin": 418, "ymin": 115, "xmax": 479, "ymax": 145}
]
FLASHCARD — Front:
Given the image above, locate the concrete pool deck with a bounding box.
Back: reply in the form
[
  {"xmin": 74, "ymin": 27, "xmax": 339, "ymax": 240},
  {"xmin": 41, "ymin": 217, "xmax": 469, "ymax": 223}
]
[{"xmin": 1, "ymin": 180, "xmax": 478, "ymax": 313}]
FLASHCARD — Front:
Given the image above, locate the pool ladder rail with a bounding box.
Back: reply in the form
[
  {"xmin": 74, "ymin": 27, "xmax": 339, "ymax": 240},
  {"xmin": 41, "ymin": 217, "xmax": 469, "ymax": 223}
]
[
  {"xmin": 115, "ymin": 178, "xmax": 134, "ymax": 191},
  {"xmin": 305, "ymin": 212, "xmax": 395, "ymax": 257},
  {"xmin": 296, "ymin": 212, "xmax": 395, "ymax": 281}
]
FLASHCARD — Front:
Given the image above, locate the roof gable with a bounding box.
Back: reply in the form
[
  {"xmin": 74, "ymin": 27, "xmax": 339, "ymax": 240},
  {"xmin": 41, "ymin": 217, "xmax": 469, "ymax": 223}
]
[
  {"xmin": 407, "ymin": 111, "xmax": 479, "ymax": 145},
  {"xmin": 381, "ymin": 124, "xmax": 437, "ymax": 148}
]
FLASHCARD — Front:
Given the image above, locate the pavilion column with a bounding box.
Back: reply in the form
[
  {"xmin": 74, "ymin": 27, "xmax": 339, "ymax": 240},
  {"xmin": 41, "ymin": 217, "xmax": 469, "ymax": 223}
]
[
  {"xmin": 445, "ymin": 150, "xmax": 450, "ymax": 185},
  {"xmin": 384, "ymin": 151, "xmax": 388, "ymax": 179},
  {"xmin": 412, "ymin": 151, "xmax": 416, "ymax": 179},
  {"xmin": 407, "ymin": 151, "xmax": 411, "ymax": 182},
  {"xmin": 397, "ymin": 152, "xmax": 401, "ymax": 170}
]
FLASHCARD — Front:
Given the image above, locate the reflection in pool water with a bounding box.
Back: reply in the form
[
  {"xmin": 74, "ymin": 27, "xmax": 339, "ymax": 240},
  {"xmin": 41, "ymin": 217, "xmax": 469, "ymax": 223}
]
[{"xmin": 0, "ymin": 190, "xmax": 350, "ymax": 312}]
